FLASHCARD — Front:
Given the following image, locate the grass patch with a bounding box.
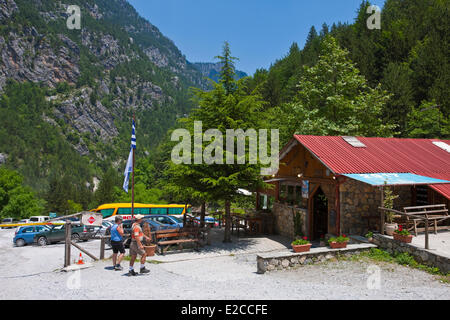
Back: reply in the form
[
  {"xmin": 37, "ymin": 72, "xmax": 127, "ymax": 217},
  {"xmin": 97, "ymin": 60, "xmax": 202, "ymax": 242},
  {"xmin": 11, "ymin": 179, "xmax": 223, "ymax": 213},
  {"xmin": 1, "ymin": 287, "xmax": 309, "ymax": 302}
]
[{"xmin": 341, "ymin": 248, "xmax": 450, "ymax": 279}]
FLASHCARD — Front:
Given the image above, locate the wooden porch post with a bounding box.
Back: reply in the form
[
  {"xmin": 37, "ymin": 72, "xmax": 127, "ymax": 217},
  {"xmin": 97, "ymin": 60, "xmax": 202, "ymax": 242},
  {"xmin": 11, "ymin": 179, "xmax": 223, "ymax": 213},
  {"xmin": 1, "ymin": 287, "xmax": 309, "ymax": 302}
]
[
  {"xmin": 380, "ymin": 186, "xmax": 385, "ymax": 235},
  {"xmin": 335, "ymin": 181, "xmax": 341, "ymax": 236}
]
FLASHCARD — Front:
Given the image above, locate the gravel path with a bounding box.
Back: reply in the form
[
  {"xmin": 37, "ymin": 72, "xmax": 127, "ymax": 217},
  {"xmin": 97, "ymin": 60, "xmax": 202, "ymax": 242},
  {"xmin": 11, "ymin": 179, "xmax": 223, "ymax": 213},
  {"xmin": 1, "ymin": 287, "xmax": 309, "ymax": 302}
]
[{"xmin": 0, "ymin": 229, "xmax": 448, "ymax": 300}]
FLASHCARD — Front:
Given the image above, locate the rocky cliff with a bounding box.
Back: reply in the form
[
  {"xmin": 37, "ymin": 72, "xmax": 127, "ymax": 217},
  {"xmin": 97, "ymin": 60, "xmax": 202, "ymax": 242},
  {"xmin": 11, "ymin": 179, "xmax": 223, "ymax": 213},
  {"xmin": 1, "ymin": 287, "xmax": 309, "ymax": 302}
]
[
  {"xmin": 192, "ymin": 62, "xmax": 248, "ymax": 83},
  {"xmin": 0, "ymin": 0, "xmax": 208, "ymax": 148},
  {"xmin": 0, "ymin": 0, "xmax": 209, "ymax": 189}
]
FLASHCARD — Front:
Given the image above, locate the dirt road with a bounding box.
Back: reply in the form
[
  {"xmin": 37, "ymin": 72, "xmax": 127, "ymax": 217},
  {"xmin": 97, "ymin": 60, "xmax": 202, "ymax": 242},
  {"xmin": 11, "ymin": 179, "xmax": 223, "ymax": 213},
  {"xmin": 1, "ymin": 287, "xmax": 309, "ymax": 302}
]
[{"xmin": 0, "ymin": 228, "xmax": 448, "ymax": 300}]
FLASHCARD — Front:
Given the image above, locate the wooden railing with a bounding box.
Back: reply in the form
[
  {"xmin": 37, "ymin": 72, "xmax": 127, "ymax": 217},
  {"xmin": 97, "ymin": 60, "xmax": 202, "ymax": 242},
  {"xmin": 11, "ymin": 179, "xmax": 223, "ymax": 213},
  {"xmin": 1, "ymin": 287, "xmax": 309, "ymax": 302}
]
[{"xmin": 379, "ymin": 205, "xmax": 449, "ymax": 250}]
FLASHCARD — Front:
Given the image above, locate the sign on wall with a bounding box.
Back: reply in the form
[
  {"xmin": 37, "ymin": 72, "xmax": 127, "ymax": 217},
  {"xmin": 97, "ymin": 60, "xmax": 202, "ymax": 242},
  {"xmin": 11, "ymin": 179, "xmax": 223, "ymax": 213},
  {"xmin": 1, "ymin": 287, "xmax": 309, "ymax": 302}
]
[
  {"xmin": 81, "ymin": 212, "xmax": 103, "ymax": 227},
  {"xmin": 302, "ymin": 180, "xmax": 309, "ymax": 199}
]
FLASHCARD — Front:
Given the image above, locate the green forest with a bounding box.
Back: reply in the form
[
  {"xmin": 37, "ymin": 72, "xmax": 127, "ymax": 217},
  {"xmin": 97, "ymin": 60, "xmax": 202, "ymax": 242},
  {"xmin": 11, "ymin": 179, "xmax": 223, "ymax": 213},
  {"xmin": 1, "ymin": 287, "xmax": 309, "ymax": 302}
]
[{"xmin": 0, "ymin": 0, "xmax": 449, "ymax": 219}]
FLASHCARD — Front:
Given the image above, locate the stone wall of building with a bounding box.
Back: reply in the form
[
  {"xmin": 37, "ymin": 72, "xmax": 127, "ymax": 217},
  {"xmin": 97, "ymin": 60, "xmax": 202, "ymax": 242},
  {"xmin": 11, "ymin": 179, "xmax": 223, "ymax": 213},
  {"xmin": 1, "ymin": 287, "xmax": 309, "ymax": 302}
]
[
  {"xmin": 340, "ymin": 180, "xmax": 412, "ymax": 236},
  {"xmin": 272, "ymin": 203, "xmax": 307, "ymax": 239},
  {"xmin": 272, "ymin": 179, "xmax": 413, "ymax": 239}
]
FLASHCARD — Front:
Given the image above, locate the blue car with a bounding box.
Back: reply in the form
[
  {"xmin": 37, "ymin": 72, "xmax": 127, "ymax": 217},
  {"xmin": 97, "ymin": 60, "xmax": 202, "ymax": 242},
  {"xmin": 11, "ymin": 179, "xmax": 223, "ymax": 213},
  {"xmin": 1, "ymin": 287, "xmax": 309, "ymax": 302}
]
[
  {"xmin": 145, "ymin": 215, "xmax": 183, "ymax": 228},
  {"xmin": 105, "ymin": 218, "xmax": 173, "ymax": 248},
  {"xmin": 194, "ymin": 216, "xmax": 220, "ymax": 227},
  {"xmin": 13, "ymin": 225, "xmax": 51, "ymax": 247}
]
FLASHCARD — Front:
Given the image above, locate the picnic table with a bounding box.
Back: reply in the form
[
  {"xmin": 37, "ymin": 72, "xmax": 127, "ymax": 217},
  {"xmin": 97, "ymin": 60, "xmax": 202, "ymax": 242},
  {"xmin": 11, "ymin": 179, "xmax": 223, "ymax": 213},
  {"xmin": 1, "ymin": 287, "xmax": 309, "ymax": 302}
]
[
  {"xmin": 400, "ymin": 204, "xmax": 449, "ymax": 235},
  {"xmin": 154, "ymin": 227, "xmax": 200, "ymax": 255},
  {"xmin": 231, "ymin": 214, "xmax": 263, "ymax": 236}
]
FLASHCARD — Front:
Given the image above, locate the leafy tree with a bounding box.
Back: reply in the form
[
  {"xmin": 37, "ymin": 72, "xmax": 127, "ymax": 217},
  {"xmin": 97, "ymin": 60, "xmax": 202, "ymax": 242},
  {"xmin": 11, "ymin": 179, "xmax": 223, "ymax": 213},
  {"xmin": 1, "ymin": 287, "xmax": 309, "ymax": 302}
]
[
  {"xmin": 94, "ymin": 167, "xmax": 121, "ymax": 206},
  {"xmin": 67, "ymin": 200, "xmax": 83, "ymax": 214},
  {"xmin": 116, "ymin": 183, "xmax": 165, "ymax": 204},
  {"xmin": 381, "ymin": 62, "xmax": 415, "ymax": 134},
  {"xmin": 0, "ymin": 168, "xmax": 45, "ymax": 219},
  {"xmin": 268, "ymin": 36, "xmax": 396, "ymax": 146},
  {"xmin": 215, "ymin": 41, "xmax": 239, "ymax": 95},
  {"xmin": 407, "ymin": 101, "xmax": 449, "ymax": 138},
  {"xmin": 165, "ymin": 43, "xmax": 267, "ymax": 242}
]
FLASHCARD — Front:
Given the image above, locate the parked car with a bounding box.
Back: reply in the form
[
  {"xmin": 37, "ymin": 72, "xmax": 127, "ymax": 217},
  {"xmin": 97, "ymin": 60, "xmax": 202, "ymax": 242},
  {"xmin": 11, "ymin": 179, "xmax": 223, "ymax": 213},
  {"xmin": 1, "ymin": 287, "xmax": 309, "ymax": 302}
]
[
  {"xmin": 1, "ymin": 218, "xmax": 17, "ymax": 229},
  {"xmin": 145, "ymin": 215, "xmax": 183, "ymax": 228},
  {"xmin": 93, "ymin": 221, "xmax": 114, "ymax": 237},
  {"xmin": 33, "ymin": 223, "xmax": 96, "ymax": 246},
  {"xmin": 13, "ymin": 225, "xmax": 51, "ymax": 247},
  {"xmin": 105, "ymin": 218, "xmax": 173, "ymax": 247},
  {"xmin": 15, "ymin": 219, "xmax": 30, "ymax": 233},
  {"xmin": 193, "ymin": 216, "xmax": 220, "ymax": 227},
  {"xmin": 29, "ymin": 216, "xmax": 50, "ymax": 223}
]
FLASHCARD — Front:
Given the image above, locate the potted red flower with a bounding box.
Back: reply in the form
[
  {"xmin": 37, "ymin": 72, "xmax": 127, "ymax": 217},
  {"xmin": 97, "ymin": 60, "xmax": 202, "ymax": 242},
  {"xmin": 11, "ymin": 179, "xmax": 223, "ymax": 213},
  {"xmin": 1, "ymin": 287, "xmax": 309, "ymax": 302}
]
[
  {"xmin": 291, "ymin": 237, "xmax": 312, "ymax": 253},
  {"xmin": 393, "ymin": 225, "xmax": 413, "ymax": 243},
  {"xmin": 328, "ymin": 235, "xmax": 350, "ymax": 249}
]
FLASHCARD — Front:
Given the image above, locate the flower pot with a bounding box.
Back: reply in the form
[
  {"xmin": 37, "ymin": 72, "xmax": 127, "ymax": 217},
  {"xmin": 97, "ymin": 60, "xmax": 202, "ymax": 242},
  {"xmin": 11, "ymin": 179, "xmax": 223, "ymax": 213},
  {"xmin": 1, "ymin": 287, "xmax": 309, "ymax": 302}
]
[
  {"xmin": 393, "ymin": 233, "xmax": 413, "ymax": 243},
  {"xmin": 292, "ymin": 243, "xmax": 312, "ymax": 253},
  {"xmin": 329, "ymin": 241, "xmax": 348, "ymax": 249},
  {"xmin": 384, "ymin": 223, "xmax": 398, "ymax": 236},
  {"xmin": 144, "ymin": 245, "xmax": 157, "ymax": 256}
]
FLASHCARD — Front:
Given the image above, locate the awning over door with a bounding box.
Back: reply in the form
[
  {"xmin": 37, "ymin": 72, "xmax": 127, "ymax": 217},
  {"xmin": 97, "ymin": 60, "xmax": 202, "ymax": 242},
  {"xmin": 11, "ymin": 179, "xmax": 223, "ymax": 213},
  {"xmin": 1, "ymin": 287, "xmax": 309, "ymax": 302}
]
[{"xmin": 342, "ymin": 173, "xmax": 450, "ymax": 187}]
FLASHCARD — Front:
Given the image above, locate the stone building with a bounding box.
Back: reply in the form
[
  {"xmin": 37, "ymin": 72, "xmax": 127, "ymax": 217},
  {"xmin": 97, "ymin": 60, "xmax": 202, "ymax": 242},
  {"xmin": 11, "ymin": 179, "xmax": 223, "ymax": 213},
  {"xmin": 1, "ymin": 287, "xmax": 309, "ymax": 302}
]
[{"xmin": 256, "ymin": 135, "xmax": 450, "ymax": 240}]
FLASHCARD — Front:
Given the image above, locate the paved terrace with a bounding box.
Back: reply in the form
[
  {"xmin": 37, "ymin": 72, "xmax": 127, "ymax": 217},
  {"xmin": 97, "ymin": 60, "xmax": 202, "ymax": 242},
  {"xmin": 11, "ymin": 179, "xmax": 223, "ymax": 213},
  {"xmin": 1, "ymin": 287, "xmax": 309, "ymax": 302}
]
[
  {"xmin": 411, "ymin": 230, "xmax": 450, "ymax": 257},
  {"xmin": 150, "ymin": 228, "xmax": 293, "ymax": 263}
]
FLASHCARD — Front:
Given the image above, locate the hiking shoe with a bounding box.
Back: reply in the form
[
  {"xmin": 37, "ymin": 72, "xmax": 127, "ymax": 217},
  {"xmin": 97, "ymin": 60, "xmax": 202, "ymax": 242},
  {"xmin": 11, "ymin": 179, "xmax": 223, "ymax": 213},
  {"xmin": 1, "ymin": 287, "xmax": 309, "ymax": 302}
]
[
  {"xmin": 128, "ymin": 269, "xmax": 137, "ymax": 276},
  {"xmin": 114, "ymin": 265, "xmax": 123, "ymax": 271},
  {"xmin": 140, "ymin": 267, "xmax": 150, "ymax": 274}
]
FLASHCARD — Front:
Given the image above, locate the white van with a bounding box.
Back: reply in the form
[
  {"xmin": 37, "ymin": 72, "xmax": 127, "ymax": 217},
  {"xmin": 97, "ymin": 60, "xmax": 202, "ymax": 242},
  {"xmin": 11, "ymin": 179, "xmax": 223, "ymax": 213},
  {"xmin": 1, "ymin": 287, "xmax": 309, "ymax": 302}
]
[{"xmin": 29, "ymin": 216, "xmax": 50, "ymax": 223}]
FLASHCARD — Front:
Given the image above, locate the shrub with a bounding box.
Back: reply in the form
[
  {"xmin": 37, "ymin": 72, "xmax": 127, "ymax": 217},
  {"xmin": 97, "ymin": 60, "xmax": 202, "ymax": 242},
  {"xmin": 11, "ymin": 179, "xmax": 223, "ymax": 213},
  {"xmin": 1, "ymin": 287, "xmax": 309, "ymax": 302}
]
[
  {"xmin": 328, "ymin": 234, "xmax": 349, "ymax": 244},
  {"xmin": 292, "ymin": 237, "xmax": 310, "ymax": 245},
  {"xmin": 394, "ymin": 252, "xmax": 417, "ymax": 266},
  {"xmin": 394, "ymin": 225, "xmax": 411, "ymax": 236},
  {"xmin": 365, "ymin": 231, "xmax": 373, "ymax": 238}
]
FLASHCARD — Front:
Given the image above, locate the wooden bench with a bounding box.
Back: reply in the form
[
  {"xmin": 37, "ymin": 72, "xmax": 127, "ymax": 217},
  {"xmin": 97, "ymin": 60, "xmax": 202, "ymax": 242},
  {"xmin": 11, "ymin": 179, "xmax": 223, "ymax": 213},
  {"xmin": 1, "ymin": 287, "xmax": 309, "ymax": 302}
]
[
  {"xmin": 402, "ymin": 204, "xmax": 449, "ymax": 236},
  {"xmin": 231, "ymin": 215, "xmax": 247, "ymax": 237},
  {"xmin": 155, "ymin": 228, "xmax": 200, "ymax": 255}
]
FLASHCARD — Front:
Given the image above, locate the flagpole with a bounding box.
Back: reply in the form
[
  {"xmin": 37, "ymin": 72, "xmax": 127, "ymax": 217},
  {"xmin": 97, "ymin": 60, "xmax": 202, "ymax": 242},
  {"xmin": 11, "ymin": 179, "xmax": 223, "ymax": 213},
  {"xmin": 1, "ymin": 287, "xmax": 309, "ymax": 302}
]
[{"xmin": 131, "ymin": 114, "xmax": 135, "ymax": 219}]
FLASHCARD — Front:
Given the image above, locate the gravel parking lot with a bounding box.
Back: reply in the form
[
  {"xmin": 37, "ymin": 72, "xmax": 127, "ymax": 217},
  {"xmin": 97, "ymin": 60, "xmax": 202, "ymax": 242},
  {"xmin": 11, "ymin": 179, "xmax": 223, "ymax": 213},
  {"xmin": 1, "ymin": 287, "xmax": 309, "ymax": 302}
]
[{"xmin": 0, "ymin": 228, "xmax": 448, "ymax": 300}]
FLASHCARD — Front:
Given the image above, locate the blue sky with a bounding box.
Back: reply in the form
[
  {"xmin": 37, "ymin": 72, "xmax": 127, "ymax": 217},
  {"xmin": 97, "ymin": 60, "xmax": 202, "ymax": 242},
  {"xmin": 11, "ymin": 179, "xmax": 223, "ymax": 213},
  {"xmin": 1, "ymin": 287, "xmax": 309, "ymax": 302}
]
[{"xmin": 128, "ymin": 0, "xmax": 386, "ymax": 75}]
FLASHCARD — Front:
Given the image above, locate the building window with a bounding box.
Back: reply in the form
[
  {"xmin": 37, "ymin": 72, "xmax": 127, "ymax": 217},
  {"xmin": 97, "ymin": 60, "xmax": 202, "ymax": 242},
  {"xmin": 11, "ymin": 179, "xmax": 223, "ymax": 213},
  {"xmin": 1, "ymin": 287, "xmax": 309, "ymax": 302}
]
[
  {"xmin": 279, "ymin": 184, "xmax": 288, "ymax": 203},
  {"xmin": 415, "ymin": 186, "xmax": 428, "ymax": 206}
]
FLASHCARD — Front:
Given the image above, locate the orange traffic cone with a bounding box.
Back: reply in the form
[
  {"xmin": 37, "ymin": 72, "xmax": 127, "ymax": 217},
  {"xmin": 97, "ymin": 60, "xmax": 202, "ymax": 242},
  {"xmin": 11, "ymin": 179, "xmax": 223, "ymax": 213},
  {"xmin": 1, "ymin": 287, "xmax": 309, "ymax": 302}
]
[{"xmin": 76, "ymin": 253, "xmax": 85, "ymax": 265}]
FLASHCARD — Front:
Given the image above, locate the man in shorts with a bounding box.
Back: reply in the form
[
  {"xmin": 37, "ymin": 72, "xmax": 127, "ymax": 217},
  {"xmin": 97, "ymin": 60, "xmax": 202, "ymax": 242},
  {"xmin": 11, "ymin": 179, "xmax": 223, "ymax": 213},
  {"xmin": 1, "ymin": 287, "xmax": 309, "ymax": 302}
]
[
  {"xmin": 129, "ymin": 214, "xmax": 152, "ymax": 276},
  {"xmin": 110, "ymin": 216, "xmax": 125, "ymax": 271}
]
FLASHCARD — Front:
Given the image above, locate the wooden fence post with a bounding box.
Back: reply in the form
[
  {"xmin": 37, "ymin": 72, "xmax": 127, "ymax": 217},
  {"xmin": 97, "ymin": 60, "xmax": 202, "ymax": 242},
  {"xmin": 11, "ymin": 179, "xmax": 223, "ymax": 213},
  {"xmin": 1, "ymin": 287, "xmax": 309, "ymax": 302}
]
[
  {"xmin": 100, "ymin": 237, "xmax": 106, "ymax": 260},
  {"xmin": 425, "ymin": 216, "xmax": 429, "ymax": 249},
  {"xmin": 64, "ymin": 222, "xmax": 72, "ymax": 267}
]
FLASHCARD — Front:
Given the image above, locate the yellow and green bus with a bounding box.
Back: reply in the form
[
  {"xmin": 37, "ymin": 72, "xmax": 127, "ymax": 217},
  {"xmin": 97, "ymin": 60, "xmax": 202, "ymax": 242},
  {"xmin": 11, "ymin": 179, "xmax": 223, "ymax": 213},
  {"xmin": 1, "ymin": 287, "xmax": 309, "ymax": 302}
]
[{"xmin": 91, "ymin": 203, "xmax": 191, "ymax": 220}]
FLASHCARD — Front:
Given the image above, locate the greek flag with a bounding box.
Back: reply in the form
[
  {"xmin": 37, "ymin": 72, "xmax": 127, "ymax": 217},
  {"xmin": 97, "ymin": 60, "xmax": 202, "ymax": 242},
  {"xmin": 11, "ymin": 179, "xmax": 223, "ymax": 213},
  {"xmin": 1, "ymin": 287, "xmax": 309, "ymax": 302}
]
[{"xmin": 123, "ymin": 120, "xmax": 136, "ymax": 193}]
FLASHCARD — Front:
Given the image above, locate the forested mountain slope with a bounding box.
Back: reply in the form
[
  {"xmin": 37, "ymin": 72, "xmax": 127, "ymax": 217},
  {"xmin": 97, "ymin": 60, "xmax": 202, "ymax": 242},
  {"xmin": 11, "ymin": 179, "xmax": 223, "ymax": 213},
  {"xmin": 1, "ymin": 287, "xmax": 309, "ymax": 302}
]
[
  {"xmin": 0, "ymin": 0, "xmax": 210, "ymax": 203},
  {"xmin": 245, "ymin": 0, "xmax": 449, "ymax": 141}
]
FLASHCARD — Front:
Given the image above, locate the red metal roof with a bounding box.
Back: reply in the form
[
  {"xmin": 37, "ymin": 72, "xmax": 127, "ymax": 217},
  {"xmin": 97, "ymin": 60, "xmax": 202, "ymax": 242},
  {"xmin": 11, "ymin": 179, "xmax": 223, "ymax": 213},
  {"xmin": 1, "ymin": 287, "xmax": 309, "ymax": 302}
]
[{"xmin": 293, "ymin": 135, "xmax": 450, "ymax": 199}]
